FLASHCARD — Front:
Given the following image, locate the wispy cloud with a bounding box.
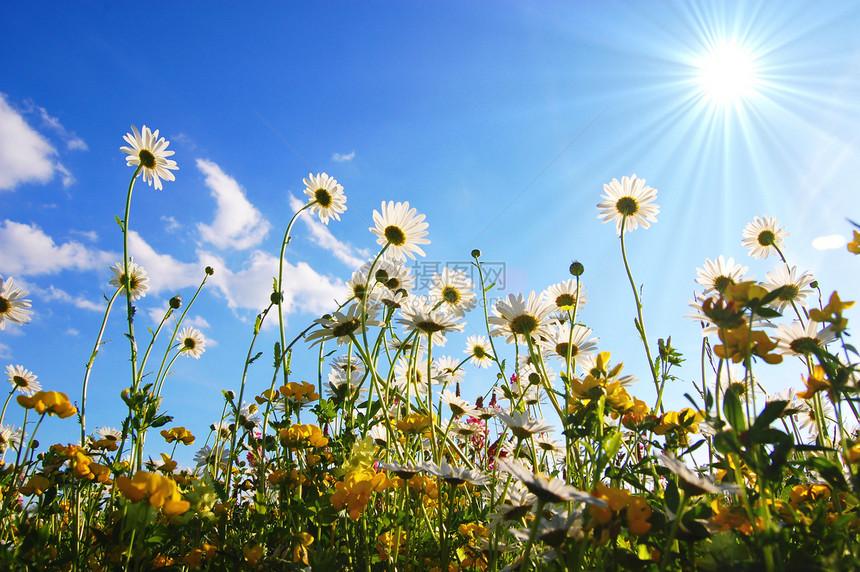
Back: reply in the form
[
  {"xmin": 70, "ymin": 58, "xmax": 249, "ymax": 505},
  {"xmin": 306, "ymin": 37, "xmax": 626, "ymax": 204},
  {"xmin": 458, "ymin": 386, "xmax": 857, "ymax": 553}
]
[
  {"xmin": 812, "ymin": 234, "xmax": 846, "ymax": 250},
  {"xmin": 0, "ymin": 93, "xmax": 58, "ymax": 191},
  {"xmin": 38, "ymin": 285, "xmax": 104, "ymax": 312},
  {"xmin": 71, "ymin": 229, "xmax": 99, "ymax": 242},
  {"xmin": 24, "ymin": 98, "xmax": 88, "ymax": 151},
  {"xmin": 332, "ymin": 151, "xmax": 355, "ymax": 162},
  {"xmin": 288, "ymin": 195, "xmax": 366, "ymax": 269},
  {"xmin": 0, "ymin": 342, "xmax": 10, "ymax": 359},
  {"xmin": 161, "ymin": 216, "xmax": 182, "ymax": 233},
  {"xmin": 196, "ymin": 159, "xmax": 271, "ymax": 250},
  {"xmin": 127, "ymin": 230, "xmax": 209, "ymax": 295},
  {"xmin": 0, "ymin": 219, "xmax": 115, "ymax": 276}
]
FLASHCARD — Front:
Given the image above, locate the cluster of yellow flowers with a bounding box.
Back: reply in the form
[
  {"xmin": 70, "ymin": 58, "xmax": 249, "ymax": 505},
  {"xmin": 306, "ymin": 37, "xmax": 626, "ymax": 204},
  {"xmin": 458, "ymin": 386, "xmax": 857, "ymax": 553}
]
[
  {"xmin": 160, "ymin": 426, "xmax": 195, "ymax": 445},
  {"xmin": 278, "ymin": 423, "xmax": 329, "ymax": 449},
  {"xmin": 116, "ymin": 470, "xmax": 190, "ymax": 515},
  {"xmin": 330, "ymin": 469, "xmax": 393, "ymax": 520},
  {"xmin": 16, "ymin": 391, "xmax": 77, "ymax": 418},
  {"xmin": 589, "ymin": 483, "xmax": 652, "ymax": 537}
]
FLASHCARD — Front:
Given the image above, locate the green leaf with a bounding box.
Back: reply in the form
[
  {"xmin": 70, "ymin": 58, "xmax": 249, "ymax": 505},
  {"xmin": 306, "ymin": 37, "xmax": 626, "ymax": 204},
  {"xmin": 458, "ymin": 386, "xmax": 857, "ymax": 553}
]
[
  {"xmin": 603, "ymin": 431, "xmax": 622, "ymax": 459},
  {"xmin": 752, "ymin": 400, "xmax": 788, "ymax": 431},
  {"xmin": 150, "ymin": 414, "xmax": 173, "ymax": 428},
  {"xmin": 665, "ymin": 479, "xmax": 680, "ymax": 514},
  {"xmin": 723, "ymin": 388, "xmax": 747, "ymax": 432}
]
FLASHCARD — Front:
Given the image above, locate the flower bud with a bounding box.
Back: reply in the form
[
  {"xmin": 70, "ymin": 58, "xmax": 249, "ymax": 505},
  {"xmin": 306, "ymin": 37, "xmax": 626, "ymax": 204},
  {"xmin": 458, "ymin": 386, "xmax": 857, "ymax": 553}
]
[
  {"xmin": 205, "ymin": 266, "xmax": 215, "ymax": 276},
  {"xmin": 169, "ymin": 295, "xmax": 182, "ymax": 309},
  {"xmin": 569, "ymin": 261, "xmax": 585, "ymax": 276},
  {"xmin": 471, "ymin": 249, "xmax": 482, "ymax": 259}
]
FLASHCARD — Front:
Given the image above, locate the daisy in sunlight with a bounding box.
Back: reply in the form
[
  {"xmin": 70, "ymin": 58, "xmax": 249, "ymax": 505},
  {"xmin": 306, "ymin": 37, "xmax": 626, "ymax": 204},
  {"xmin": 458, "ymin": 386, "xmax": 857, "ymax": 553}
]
[
  {"xmin": 695, "ymin": 256, "xmax": 750, "ymax": 296},
  {"xmin": 120, "ymin": 125, "xmax": 178, "ymax": 190},
  {"xmin": 303, "ymin": 172, "xmax": 346, "ymax": 224},
  {"xmin": 109, "ymin": 259, "xmax": 150, "ymax": 301},
  {"xmin": 0, "ymin": 275, "xmax": 32, "ymax": 330},
  {"xmin": 370, "ymin": 201, "xmax": 430, "ymax": 260},
  {"xmin": 596, "ymin": 174, "xmax": 659, "ymax": 234},
  {"xmin": 177, "ymin": 327, "xmax": 207, "ymax": 359},
  {"xmin": 742, "ymin": 215, "xmax": 788, "ymax": 259}
]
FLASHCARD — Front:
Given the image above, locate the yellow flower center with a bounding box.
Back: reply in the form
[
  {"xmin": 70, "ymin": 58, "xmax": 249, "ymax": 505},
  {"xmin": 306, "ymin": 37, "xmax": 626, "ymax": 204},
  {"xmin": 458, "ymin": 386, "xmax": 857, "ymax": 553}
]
[
  {"xmin": 757, "ymin": 230, "xmax": 776, "ymax": 246},
  {"xmin": 13, "ymin": 375, "xmax": 28, "ymax": 388},
  {"xmin": 314, "ymin": 188, "xmax": 332, "ymax": 207},
  {"xmin": 184, "ymin": 337, "xmax": 197, "ymax": 351},
  {"xmin": 0, "ymin": 297, "xmax": 8, "ymax": 314},
  {"xmin": 472, "ymin": 345, "xmax": 487, "ymax": 359},
  {"xmin": 138, "ymin": 149, "xmax": 156, "ymax": 169},
  {"xmin": 510, "ymin": 314, "xmax": 539, "ymax": 336},
  {"xmin": 556, "ymin": 342, "xmax": 579, "ymax": 358},
  {"xmin": 714, "ymin": 275, "xmax": 734, "ymax": 293},
  {"xmin": 442, "ymin": 286, "xmax": 460, "ymax": 304},
  {"xmin": 555, "ymin": 293, "xmax": 576, "ymax": 308},
  {"xmin": 615, "ymin": 196, "xmax": 639, "ymax": 216},
  {"xmin": 384, "ymin": 225, "xmax": 406, "ymax": 246},
  {"xmin": 332, "ymin": 318, "xmax": 361, "ymax": 338}
]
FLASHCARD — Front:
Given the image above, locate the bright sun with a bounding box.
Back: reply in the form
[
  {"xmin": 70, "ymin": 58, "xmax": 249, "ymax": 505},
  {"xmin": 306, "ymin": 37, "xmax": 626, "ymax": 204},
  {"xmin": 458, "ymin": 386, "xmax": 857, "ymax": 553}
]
[{"xmin": 697, "ymin": 43, "xmax": 758, "ymax": 105}]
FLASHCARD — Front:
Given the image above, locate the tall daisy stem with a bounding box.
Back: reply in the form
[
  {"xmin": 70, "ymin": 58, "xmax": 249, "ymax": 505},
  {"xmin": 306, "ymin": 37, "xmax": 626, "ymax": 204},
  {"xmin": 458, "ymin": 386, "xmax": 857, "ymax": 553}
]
[
  {"xmin": 619, "ymin": 217, "xmax": 662, "ymax": 412},
  {"xmin": 122, "ymin": 165, "xmax": 142, "ymax": 393},
  {"xmin": 277, "ymin": 203, "xmax": 314, "ymax": 385},
  {"xmin": 80, "ymin": 288, "xmax": 121, "ymax": 444}
]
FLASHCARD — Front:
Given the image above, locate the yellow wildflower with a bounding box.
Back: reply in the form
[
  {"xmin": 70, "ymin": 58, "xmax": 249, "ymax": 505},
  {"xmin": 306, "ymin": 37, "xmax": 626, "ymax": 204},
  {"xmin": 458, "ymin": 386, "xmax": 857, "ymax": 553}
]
[
  {"xmin": 116, "ymin": 470, "xmax": 190, "ymax": 515},
  {"xmin": 809, "ymin": 291, "xmax": 854, "ymax": 333}
]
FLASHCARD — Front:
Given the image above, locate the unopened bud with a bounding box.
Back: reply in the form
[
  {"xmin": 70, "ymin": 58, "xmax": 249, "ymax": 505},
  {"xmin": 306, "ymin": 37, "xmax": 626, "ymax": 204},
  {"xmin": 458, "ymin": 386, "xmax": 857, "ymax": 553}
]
[
  {"xmin": 205, "ymin": 266, "xmax": 215, "ymax": 276},
  {"xmin": 471, "ymin": 249, "xmax": 482, "ymax": 259},
  {"xmin": 169, "ymin": 295, "xmax": 182, "ymax": 309},
  {"xmin": 569, "ymin": 261, "xmax": 585, "ymax": 276}
]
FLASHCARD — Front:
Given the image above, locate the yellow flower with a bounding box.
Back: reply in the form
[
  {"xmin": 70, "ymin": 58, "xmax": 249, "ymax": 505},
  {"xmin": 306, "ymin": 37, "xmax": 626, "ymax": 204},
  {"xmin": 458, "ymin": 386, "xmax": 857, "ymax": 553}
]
[
  {"xmin": 847, "ymin": 230, "xmax": 860, "ymax": 254},
  {"xmin": 809, "ymin": 291, "xmax": 854, "ymax": 333},
  {"xmin": 278, "ymin": 424, "xmax": 329, "ymax": 448},
  {"xmin": 279, "ymin": 381, "xmax": 320, "ymax": 402},
  {"xmin": 330, "ymin": 469, "xmax": 392, "ymax": 520},
  {"xmin": 16, "ymin": 390, "xmax": 77, "ymax": 418},
  {"xmin": 714, "ymin": 328, "xmax": 783, "ymax": 364},
  {"xmin": 396, "ymin": 413, "xmax": 434, "ymax": 435},
  {"xmin": 20, "ymin": 474, "xmax": 51, "ymax": 496},
  {"xmin": 243, "ymin": 544, "xmax": 264, "ymax": 565},
  {"xmin": 116, "ymin": 471, "xmax": 190, "ymax": 515},
  {"xmin": 844, "ymin": 441, "xmax": 860, "ymax": 464},
  {"xmin": 292, "ymin": 532, "xmax": 314, "ymax": 566},
  {"xmin": 654, "ymin": 408, "xmax": 704, "ymax": 436},
  {"xmin": 160, "ymin": 426, "xmax": 195, "ymax": 445},
  {"xmin": 796, "ymin": 365, "xmax": 830, "ymax": 400}
]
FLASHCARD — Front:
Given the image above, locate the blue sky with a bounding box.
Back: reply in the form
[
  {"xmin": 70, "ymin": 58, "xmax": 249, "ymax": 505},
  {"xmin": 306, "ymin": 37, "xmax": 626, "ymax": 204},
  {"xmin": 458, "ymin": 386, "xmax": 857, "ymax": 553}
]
[{"xmin": 2, "ymin": 1, "xmax": 859, "ymax": 464}]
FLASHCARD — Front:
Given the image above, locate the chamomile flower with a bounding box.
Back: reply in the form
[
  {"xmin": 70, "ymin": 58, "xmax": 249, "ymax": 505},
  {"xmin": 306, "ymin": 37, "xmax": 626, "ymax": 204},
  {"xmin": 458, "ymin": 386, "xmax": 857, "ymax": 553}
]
[
  {"xmin": 429, "ymin": 267, "xmax": 477, "ymax": 317},
  {"xmin": 542, "ymin": 280, "xmax": 587, "ymax": 313},
  {"xmin": 495, "ymin": 411, "xmax": 554, "ymax": 440},
  {"xmin": 596, "ymin": 174, "xmax": 659, "ymax": 234},
  {"xmin": 742, "ymin": 215, "xmax": 788, "ymax": 259},
  {"xmin": 374, "ymin": 256, "xmax": 415, "ymax": 294},
  {"xmin": 433, "ymin": 355, "xmax": 466, "ymax": 386},
  {"xmin": 5, "ymin": 365, "xmax": 41, "ymax": 396},
  {"xmin": 421, "ymin": 459, "xmax": 489, "ymax": 486},
  {"xmin": 305, "ymin": 303, "xmax": 382, "ymax": 346},
  {"xmin": 489, "ymin": 292, "xmax": 553, "ymax": 344},
  {"xmin": 659, "ymin": 456, "xmax": 740, "ymax": 496},
  {"xmin": 772, "ymin": 320, "xmax": 836, "ymax": 356},
  {"xmin": 695, "ymin": 256, "xmax": 750, "ymax": 295},
  {"xmin": 370, "ymin": 201, "xmax": 430, "ymax": 261},
  {"xmin": 303, "ymin": 172, "xmax": 346, "ymax": 224},
  {"xmin": 0, "ymin": 275, "xmax": 33, "ymax": 330},
  {"xmin": 762, "ymin": 265, "xmax": 815, "ymax": 312},
  {"xmin": 440, "ymin": 389, "xmax": 478, "ymax": 418},
  {"xmin": 464, "ymin": 335, "xmax": 495, "ymax": 368},
  {"xmin": 0, "ymin": 424, "xmax": 23, "ymax": 454},
  {"xmin": 498, "ymin": 459, "xmax": 603, "ymax": 506},
  {"xmin": 109, "ymin": 259, "xmax": 150, "ymax": 301},
  {"xmin": 120, "ymin": 125, "xmax": 178, "ymax": 190},
  {"xmin": 538, "ymin": 323, "xmax": 598, "ymax": 369},
  {"xmin": 397, "ymin": 297, "xmax": 464, "ymax": 340},
  {"xmin": 177, "ymin": 327, "xmax": 207, "ymax": 359}
]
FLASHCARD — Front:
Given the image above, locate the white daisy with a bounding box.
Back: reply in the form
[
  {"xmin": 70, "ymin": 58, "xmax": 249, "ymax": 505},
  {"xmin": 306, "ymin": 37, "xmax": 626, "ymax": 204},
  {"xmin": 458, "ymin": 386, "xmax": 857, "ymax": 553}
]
[
  {"xmin": 497, "ymin": 459, "xmax": 604, "ymax": 506},
  {"xmin": 495, "ymin": 410, "xmax": 554, "ymax": 440},
  {"xmin": 420, "ymin": 459, "xmax": 489, "ymax": 486},
  {"xmin": 433, "ymin": 356, "xmax": 466, "ymax": 386},
  {"xmin": 542, "ymin": 280, "xmax": 587, "ymax": 313},
  {"xmin": 0, "ymin": 275, "xmax": 33, "ymax": 330},
  {"xmin": 440, "ymin": 389, "xmax": 478, "ymax": 418},
  {"xmin": 120, "ymin": 125, "xmax": 178, "ymax": 190},
  {"xmin": 772, "ymin": 320, "xmax": 836, "ymax": 356},
  {"xmin": 429, "ymin": 267, "xmax": 477, "ymax": 317},
  {"xmin": 305, "ymin": 302, "xmax": 382, "ymax": 346},
  {"xmin": 695, "ymin": 256, "xmax": 750, "ymax": 295},
  {"xmin": 177, "ymin": 327, "xmax": 207, "ymax": 358},
  {"xmin": 374, "ymin": 256, "xmax": 415, "ymax": 294},
  {"xmin": 762, "ymin": 265, "xmax": 815, "ymax": 312},
  {"xmin": 0, "ymin": 424, "xmax": 24, "ymax": 454},
  {"xmin": 370, "ymin": 201, "xmax": 430, "ymax": 260},
  {"xmin": 303, "ymin": 172, "xmax": 346, "ymax": 224},
  {"xmin": 109, "ymin": 259, "xmax": 150, "ymax": 301},
  {"xmin": 659, "ymin": 455, "xmax": 740, "ymax": 496},
  {"xmin": 538, "ymin": 323, "xmax": 598, "ymax": 368},
  {"xmin": 397, "ymin": 297, "xmax": 464, "ymax": 339},
  {"xmin": 596, "ymin": 174, "xmax": 660, "ymax": 234},
  {"xmin": 489, "ymin": 292, "xmax": 553, "ymax": 344},
  {"xmin": 464, "ymin": 335, "xmax": 495, "ymax": 368},
  {"xmin": 741, "ymin": 215, "xmax": 788, "ymax": 259},
  {"xmin": 5, "ymin": 365, "xmax": 41, "ymax": 396}
]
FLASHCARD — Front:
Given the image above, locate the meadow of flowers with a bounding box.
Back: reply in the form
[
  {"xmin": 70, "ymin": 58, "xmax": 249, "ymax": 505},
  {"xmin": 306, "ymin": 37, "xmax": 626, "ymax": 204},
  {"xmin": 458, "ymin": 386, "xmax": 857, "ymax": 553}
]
[{"xmin": 1, "ymin": 125, "xmax": 860, "ymax": 571}]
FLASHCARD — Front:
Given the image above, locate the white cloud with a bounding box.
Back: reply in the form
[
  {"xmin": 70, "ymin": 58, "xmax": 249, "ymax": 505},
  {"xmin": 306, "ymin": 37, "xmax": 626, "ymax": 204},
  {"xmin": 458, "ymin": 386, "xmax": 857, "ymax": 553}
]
[
  {"xmin": 812, "ymin": 235, "xmax": 846, "ymax": 250},
  {"xmin": 288, "ymin": 195, "xmax": 366, "ymax": 269},
  {"xmin": 56, "ymin": 162, "xmax": 75, "ymax": 187},
  {"xmin": 24, "ymin": 99, "xmax": 88, "ymax": 151},
  {"xmin": 196, "ymin": 159, "xmax": 270, "ymax": 250},
  {"xmin": 161, "ymin": 216, "xmax": 181, "ymax": 233},
  {"xmin": 127, "ymin": 230, "xmax": 208, "ymax": 295},
  {"xmin": 0, "ymin": 219, "xmax": 115, "ymax": 276},
  {"xmin": 38, "ymin": 285, "xmax": 104, "ymax": 312},
  {"xmin": 71, "ymin": 229, "xmax": 99, "ymax": 242},
  {"xmin": 0, "ymin": 93, "xmax": 58, "ymax": 191},
  {"xmin": 332, "ymin": 151, "xmax": 355, "ymax": 162},
  {"xmin": 0, "ymin": 342, "xmax": 10, "ymax": 359}
]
